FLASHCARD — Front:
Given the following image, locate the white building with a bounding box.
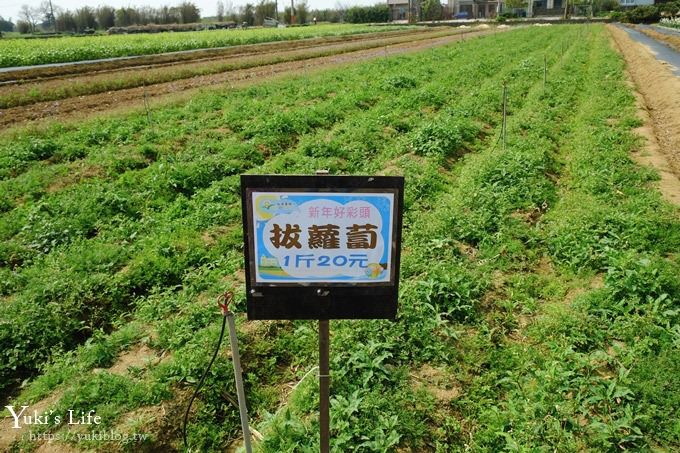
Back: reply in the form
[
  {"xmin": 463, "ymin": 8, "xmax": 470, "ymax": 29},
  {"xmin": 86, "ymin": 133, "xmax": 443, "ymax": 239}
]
[
  {"xmin": 449, "ymin": 0, "xmax": 501, "ymax": 18},
  {"xmin": 388, "ymin": 0, "xmax": 416, "ymax": 21},
  {"xmin": 619, "ymin": 0, "xmax": 653, "ymax": 6}
]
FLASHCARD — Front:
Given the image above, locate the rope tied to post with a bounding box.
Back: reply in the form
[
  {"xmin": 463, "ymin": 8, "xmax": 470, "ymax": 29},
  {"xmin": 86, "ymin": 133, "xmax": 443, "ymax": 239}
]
[
  {"xmin": 182, "ymin": 290, "xmax": 234, "ymax": 450},
  {"xmin": 218, "ymin": 291, "xmax": 233, "ymax": 316}
]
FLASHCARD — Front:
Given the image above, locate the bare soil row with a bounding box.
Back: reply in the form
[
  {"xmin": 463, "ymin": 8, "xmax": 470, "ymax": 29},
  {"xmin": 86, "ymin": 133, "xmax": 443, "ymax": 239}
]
[
  {"xmin": 0, "ymin": 29, "xmax": 427, "ymax": 83},
  {"xmin": 0, "ymin": 28, "xmax": 503, "ymax": 130}
]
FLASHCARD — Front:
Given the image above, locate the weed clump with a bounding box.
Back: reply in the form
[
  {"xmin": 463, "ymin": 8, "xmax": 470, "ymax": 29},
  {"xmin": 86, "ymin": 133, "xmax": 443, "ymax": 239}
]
[{"xmin": 410, "ymin": 117, "xmax": 479, "ymax": 160}]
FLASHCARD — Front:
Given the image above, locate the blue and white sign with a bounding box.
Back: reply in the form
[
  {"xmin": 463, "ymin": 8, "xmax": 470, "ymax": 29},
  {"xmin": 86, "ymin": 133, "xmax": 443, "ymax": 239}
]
[{"xmin": 250, "ymin": 192, "xmax": 395, "ymax": 283}]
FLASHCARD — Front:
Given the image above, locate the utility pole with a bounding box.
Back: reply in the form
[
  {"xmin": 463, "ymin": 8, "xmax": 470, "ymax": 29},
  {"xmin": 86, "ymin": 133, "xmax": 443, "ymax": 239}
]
[
  {"xmin": 291, "ymin": 0, "xmax": 295, "ymax": 24},
  {"xmin": 48, "ymin": 0, "xmax": 56, "ymax": 32}
]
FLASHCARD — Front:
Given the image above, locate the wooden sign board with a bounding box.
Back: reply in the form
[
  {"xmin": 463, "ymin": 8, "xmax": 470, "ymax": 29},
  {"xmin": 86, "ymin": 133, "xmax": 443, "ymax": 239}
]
[{"xmin": 241, "ymin": 175, "xmax": 404, "ymax": 320}]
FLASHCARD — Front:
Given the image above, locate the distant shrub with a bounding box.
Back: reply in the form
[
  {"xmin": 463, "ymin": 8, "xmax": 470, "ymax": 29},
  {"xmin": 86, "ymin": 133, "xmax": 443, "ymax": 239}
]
[
  {"xmin": 344, "ymin": 4, "xmax": 389, "ymax": 23},
  {"xmin": 609, "ymin": 10, "xmax": 625, "ymax": 21},
  {"xmin": 625, "ymin": 5, "xmax": 660, "ymax": 23},
  {"xmin": 615, "ymin": 4, "xmax": 661, "ymax": 23}
]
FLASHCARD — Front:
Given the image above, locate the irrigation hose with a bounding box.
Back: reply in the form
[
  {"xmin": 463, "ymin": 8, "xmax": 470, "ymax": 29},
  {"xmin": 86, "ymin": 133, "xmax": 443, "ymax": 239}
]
[{"xmin": 182, "ymin": 292, "xmax": 232, "ymax": 450}]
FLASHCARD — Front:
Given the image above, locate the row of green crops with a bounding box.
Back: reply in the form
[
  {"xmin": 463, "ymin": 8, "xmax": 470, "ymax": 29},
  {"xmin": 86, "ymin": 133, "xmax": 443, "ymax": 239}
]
[
  {"xmin": 1, "ymin": 25, "xmax": 564, "ymax": 448},
  {"xmin": 1, "ymin": 22, "xmax": 547, "ymax": 398},
  {"xmin": 1, "ymin": 24, "xmax": 679, "ymax": 452},
  {"xmin": 0, "ymin": 28, "xmax": 456, "ymax": 110},
  {"xmin": 0, "ymin": 24, "xmax": 410, "ymax": 68}
]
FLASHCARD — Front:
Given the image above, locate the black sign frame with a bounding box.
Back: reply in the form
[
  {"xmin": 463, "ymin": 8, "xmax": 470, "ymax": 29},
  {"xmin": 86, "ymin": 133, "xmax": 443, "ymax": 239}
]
[{"xmin": 241, "ymin": 175, "xmax": 404, "ymax": 320}]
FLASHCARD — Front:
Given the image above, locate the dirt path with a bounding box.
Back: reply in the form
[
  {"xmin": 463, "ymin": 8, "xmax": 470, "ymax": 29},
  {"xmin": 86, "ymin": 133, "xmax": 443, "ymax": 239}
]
[
  {"xmin": 608, "ymin": 24, "xmax": 680, "ymax": 206},
  {"xmin": 0, "ymin": 29, "xmax": 427, "ymax": 82},
  {"xmin": 634, "ymin": 24, "xmax": 680, "ymax": 53},
  {"xmin": 0, "ymin": 29, "xmax": 462, "ymax": 110},
  {"xmin": 0, "ymin": 28, "xmax": 505, "ymax": 131}
]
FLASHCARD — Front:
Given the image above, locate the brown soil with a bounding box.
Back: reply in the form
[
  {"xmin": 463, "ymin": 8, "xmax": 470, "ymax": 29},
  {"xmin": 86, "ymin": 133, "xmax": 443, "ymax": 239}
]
[
  {"xmin": 107, "ymin": 388, "xmax": 194, "ymax": 452},
  {"xmin": 608, "ymin": 24, "xmax": 680, "ymax": 206},
  {"xmin": 0, "ymin": 27, "xmax": 507, "ymax": 131},
  {"xmin": 0, "ymin": 29, "xmax": 424, "ymax": 83},
  {"xmin": 34, "ymin": 438, "xmax": 82, "ymax": 452},
  {"xmin": 0, "ymin": 29, "xmax": 460, "ymax": 110},
  {"xmin": 45, "ymin": 164, "xmax": 104, "ymax": 194},
  {"xmin": 96, "ymin": 344, "xmax": 165, "ymax": 376},
  {"xmin": 410, "ymin": 364, "xmax": 461, "ymax": 403},
  {"xmin": 561, "ymin": 274, "xmax": 604, "ymax": 307},
  {"xmin": 634, "ymin": 25, "xmax": 680, "ymax": 53}
]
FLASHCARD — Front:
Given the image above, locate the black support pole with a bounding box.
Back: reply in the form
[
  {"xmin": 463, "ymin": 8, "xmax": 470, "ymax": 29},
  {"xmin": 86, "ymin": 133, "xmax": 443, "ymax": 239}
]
[{"xmin": 319, "ymin": 319, "xmax": 330, "ymax": 453}]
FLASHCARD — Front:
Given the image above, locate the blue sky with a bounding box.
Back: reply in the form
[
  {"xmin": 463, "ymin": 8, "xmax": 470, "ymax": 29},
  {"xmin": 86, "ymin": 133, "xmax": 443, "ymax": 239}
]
[{"xmin": 1, "ymin": 0, "xmax": 378, "ymax": 23}]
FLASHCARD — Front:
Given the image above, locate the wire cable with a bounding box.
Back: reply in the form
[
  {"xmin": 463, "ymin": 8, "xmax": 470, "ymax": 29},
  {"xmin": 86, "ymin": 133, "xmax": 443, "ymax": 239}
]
[{"xmin": 182, "ymin": 293, "xmax": 231, "ymax": 450}]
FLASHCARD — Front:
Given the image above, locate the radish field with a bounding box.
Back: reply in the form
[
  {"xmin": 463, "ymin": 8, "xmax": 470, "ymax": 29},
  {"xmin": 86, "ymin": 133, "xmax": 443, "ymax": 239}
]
[
  {"xmin": 0, "ymin": 24, "xmax": 410, "ymax": 68},
  {"xmin": 1, "ymin": 25, "xmax": 679, "ymax": 451}
]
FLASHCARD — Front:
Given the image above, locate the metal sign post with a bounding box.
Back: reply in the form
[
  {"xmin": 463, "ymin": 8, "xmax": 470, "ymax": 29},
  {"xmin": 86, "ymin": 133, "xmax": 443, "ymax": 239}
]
[
  {"xmin": 226, "ymin": 310, "xmax": 253, "ymax": 453},
  {"xmin": 240, "ymin": 174, "xmax": 404, "ymax": 450},
  {"xmin": 316, "ymin": 170, "xmax": 330, "ymax": 453},
  {"xmin": 319, "ymin": 319, "xmax": 330, "ymax": 452}
]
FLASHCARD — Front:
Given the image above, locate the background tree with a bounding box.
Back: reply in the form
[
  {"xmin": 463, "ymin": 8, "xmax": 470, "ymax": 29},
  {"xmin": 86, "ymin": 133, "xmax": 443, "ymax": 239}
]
[
  {"xmin": 177, "ymin": 1, "xmax": 200, "ymax": 23},
  {"xmin": 18, "ymin": 4, "xmax": 40, "ymax": 32},
  {"xmin": 74, "ymin": 6, "xmax": 96, "ymax": 31},
  {"xmin": 593, "ymin": 0, "xmax": 618, "ymax": 13},
  {"xmin": 217, "ymin": 0, "xmax": 225, "ymax": 20},
  {"xmin": 16, "ymin": 20, "xmax": 31, "ymax": 32},
  {"xmin": 135, "ymin": 6, "xmax": 154, "ymax": 24},
  {"xmin": 255, "ymin": 0, "xmax": 276, "ymax": 24},
  {"xmin": 241, "ymin": 3, "xmax": 255, "ymax": 24},
  {"xmin": 156, "ymin": 6, "xmax": 174, "ymax": 24},
  {"xmin": 344, "ymin": 4, "xmax": 389, "ymax": 23},
  {"xmin": 96, "ymin": 6, "xmax": 115, "ymax": 29},
  {"xmin": 283, "ymin": 5, "xmax": 293, "ymax": 22},
  {"xmin": 296, "ymin": 0, "xmax": 309, "ymax": 22},
  {"xmin": 225, "ymin": 0, "xmax": 238, "ymax": 21},
  {"xmin": 421, "ymin": 0, "xmax": 442, "ymax": 20},
  {"xmin": 0, "ymin": 16, "xmax": 15, "ymax": 32},
  {"xmin": 115, "ymin": 7, "xmax": 136, "ymax": 26},
  {"xmin": 55, "ymin": 9, "xmax": 76, "ymax": 31},
  {"xmin": 310, "ymin": 8, "xmax": 342, "ymax": 22},
  {"xmin": 37, "ymin": 0, "xmax": 57, "ymax": 31}
]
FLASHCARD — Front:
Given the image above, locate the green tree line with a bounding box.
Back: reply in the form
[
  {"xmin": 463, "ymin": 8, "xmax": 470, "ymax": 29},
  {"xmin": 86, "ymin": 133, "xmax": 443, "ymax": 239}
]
[{"xmin": 15, "ymin": 1, "xmax": 201, "ymax": 33}]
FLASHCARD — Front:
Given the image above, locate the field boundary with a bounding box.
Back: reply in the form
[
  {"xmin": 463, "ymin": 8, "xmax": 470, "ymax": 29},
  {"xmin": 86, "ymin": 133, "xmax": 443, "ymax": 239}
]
[
  {"xmin": 0, "ymin": 27, "xmax": 509, "ymax": 131},
  {"xmin": 608, "ymin": 23, "xmax": 680, "ymax": 206}
]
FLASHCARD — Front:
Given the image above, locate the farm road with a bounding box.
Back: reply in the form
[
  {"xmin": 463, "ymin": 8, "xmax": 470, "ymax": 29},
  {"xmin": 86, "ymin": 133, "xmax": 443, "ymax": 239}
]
[
  {"xmin": 0, "ymin": 29, "xmax": 456, "ymax": 112},
  {"xmin": 0, "ymin": 27, "xmax": 507, "ymax": 130},
  {"xmin": 609, "ymin": 24, "xmax": 680, "ymax": 205},
  {"xmin": 632, "ymin": 23, "xmax": 680, "ymax": 55},
  {"xmin": 617, "ymin": 24, "xmax": 680, "ymax": 76}
]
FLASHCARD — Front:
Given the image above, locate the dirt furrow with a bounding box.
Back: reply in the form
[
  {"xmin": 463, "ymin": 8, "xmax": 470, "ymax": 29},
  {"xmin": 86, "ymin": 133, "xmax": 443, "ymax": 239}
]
[
  {"xmin": 0, "ymin": 28, "xmax": 461, "ymax": 110},
  {"xmin": 0, "ymin": 28, "xmax": 430, "ymax": 83},
  {"xmin": 0, "ymin": 28, "xmax": 504, "ymax": 130},
  {"xmin": 608, "ymin": 24, "xmax": 680, "ymax": 205}
]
